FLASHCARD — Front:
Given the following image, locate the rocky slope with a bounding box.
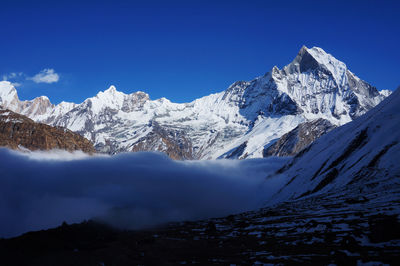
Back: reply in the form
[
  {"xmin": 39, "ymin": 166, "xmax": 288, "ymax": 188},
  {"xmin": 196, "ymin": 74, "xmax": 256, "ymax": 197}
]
[
  {"xmin": 2, "ymin": 189, "xmax": 398, "ymax": 265},
  {"xmin": 0, "ymin": 109, "xmax": 95, "ymax": 153},
  {"xmin": 263, "ymin": 118, "xmax": 336, "ymax": 157},
  {"xmin": 130, "ymin": 121, "xmax": 194, "ymax": 160},
  {"xmin": 0, "ymin": 46, "xmax": 390, "ymax": 159}
]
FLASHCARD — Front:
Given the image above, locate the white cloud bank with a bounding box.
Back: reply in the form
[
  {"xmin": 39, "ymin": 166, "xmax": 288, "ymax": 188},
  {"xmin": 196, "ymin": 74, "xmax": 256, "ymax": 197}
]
[
  {"xmin": 29, "ymin": 68, "xmax": 59, "ymax": 84},
  {"xmin": 0, "ymin": 148, "xmax": 288, "ymax": 238}
]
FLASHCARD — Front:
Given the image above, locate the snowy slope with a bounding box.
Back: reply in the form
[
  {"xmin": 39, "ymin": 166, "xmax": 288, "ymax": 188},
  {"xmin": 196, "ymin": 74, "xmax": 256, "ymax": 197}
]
[
  {"xmin": 0, "ymin": 46, "xmax": 390, "ymax": 159},
  {"xmin": 267, "ymin": 87, "xmax": 400, "ymax": 204}
]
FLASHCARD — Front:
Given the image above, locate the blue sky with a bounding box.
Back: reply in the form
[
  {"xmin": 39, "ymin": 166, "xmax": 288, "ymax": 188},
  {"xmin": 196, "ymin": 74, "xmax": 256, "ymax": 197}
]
[{"xmin": 1, "ymin": 0, "xmax": 399, "ymax": 104}]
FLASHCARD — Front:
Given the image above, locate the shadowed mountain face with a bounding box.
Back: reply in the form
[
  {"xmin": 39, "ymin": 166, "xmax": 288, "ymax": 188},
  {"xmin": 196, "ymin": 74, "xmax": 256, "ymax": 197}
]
[
  {"xmin": 131, "ymin": 121, "xmax": 194, "ymax": 160},
  {"xmin": 0, "ymin": 47, "xmax": 390, "ymax": 159},
  {"xmin": 0, "ymin": 109, "xmax": 95, "ymax": 153},
  {"xmin": 268, "ymin": 87, "xmax": 400, "ymax": 203},
  {"xmin": 263, "ymin": 118, "xmax": 336, "ymax": 157}
]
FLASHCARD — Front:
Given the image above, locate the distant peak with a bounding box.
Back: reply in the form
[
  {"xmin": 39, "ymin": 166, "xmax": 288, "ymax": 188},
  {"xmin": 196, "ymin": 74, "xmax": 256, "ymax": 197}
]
[
  {"xmin": 0, "ymin": 81, "xmax": 18, "ymax": 104},
  {"xmin": 133, "ymin": 91, "xmax": 150, "ymax": 100},
  {"xmin": 0, "ymin": 81, "xmax": 17, "ymax": 92},
  {"xmin": 271, "ymin": 65, "xmax": 280, "ymax": 74},
  {"xmin": 288, "ymin": 46, "xmax": 321, "ymax": 73},
  {"xmin": 105, "ymin": 85, "xmax": 117, "ymax": 93},
  {"xmin": 298, "ymin": 45, "xmax": 328, "ymax": 55},
  {"xmin": 38, "ymin": 95, "xmax": 50, "ymax": 100},
  {"xmin": 31, "ymin": 96, "xmax": 51, "ymax": 105},
  {"xmin": 284, "ymin": 46, "xmax": 346, "ymax": 76},
  {"xmin": 295, "ymin": 46, "xmax": 330, "ymax": 61},
  {"xmin": 299, "ymin": 45, "xmax": 309, "ymax": 53},
  {"xmin": 307, "ymin": 46, "xmax": 330, "ymax": 58},
  {"xmin": 380, "ymin": 89, "xmax": 392, "ymax": 97},
  {"xmin": 97, "ymin": 85, "xmax": 125, "ymax": 98}
]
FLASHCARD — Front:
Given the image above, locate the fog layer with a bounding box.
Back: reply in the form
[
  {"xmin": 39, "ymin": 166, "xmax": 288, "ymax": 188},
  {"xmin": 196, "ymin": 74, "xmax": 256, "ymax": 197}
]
[{"xmin": 0, "ymin": 149, "xmax": 288, "ymax": 238}]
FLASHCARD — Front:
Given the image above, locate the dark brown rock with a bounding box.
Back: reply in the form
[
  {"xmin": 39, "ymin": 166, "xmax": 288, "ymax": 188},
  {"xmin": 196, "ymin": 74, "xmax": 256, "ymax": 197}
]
[{"xmin": 0, "ymin": 109, "xmax": 95, "ymax": 153}]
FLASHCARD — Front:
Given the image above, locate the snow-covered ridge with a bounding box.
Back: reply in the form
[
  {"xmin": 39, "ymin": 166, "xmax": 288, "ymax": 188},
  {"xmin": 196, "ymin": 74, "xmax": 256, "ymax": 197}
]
[
  {"xmin": 0, "ymin": 46, "xmax": 391, "ymax": 159},
  {"xmin": 269, "ymin": 87, "xmax": 400, "ymax": 204}
]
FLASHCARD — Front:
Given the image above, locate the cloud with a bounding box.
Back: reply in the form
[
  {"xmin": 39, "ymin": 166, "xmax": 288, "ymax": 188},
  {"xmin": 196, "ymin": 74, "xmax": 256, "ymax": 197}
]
[
  {"xmin": 2, "ymin": 72, "xmax": 22, "ymax": 80},
  {"xmin": 29, "ymin": 68, "xmax": 59, "ymax": 84},
  {"xmin": 2, "ymin": 72, "xmax": 24, "ymax": 87},
  {"xmin": 15, "ymin": 148, "xmax": 105, "ymax": 161},
  {"xmin": 9, "ymin": 82, "xmax": 21, "ymax": 87},
  {"xmin": 0, "ymin": 148, "xmax": 288, "ymax": 238}
]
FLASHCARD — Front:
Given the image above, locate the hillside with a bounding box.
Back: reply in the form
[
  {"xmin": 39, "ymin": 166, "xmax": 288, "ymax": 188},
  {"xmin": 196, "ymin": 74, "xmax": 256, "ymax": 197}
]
[{"xmin": 0, "ymin": 109, "xmax": 95, "ymax": 153}]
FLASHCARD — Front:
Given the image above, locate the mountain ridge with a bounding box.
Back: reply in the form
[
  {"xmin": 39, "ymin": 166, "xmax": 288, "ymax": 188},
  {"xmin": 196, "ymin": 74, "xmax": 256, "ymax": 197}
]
[
  {"xmin": 0, "ymin": 46, "xmax": 391, "ymax": 159},
  {"xmin": 267, "ymin": 87, "xmax": 400, "ymax": 204}
]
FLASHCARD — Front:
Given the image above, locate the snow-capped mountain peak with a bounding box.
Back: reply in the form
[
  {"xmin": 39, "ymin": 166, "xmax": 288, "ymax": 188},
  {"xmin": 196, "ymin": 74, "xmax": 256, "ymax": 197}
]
[
  {"xmin": 0, "ymin": 46, "xmax": 392, "ymax": 159},
  {"xmin": 95, "ymin": 85, "xmax": 125, "ymax": 100},
  {"xmin": 90, "ymin": 85, "xmax": 125, "ymax": 111},
  {"xmin": 81, "ymin": 85, "xmax": 151, "ymax": 115},
  {"xmin": 0, "ymin": 81, "xmax": 54, "ymax": 118},
  {"xmin": 294, "ymin": 46, "xmax": 347, "ymax": 85},
  {"xmin": 0, "ymin": 81, "xmax": 19, "ymax": 109},
  {"xmin": 282, "ymin": 46, "xmax": 345, "ymax": 84},
  {"xmin": 105, "ymin": 85, "xmax": 117, "ymax": 92}
]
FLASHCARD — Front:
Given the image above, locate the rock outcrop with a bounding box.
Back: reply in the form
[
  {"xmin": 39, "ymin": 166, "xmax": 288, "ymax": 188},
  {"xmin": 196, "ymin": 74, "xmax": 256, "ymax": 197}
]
[
  {"xmin": 263, "ymin": 118, "xmax": 336, "ymax": 157},
  {"xmin": 131, "ymin": 121, "xmax": 194, "ymax": 160},
  {"xmin": 0, "ymin": 109, "xmax": 95, "ymax": 153}
]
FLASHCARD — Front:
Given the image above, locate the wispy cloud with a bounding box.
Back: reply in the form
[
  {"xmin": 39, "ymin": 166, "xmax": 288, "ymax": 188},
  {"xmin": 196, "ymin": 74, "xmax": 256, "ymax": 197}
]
[
  {"xmin": 0, "ymin": 149, "xmax": 288, "ymax": 238},
  {"xmin": 29, "ymin": 68, "xmax": 59, "ymax": 84},
  {"xmin": 2, "ymin": 72, "xmax": 24, "ymax": 87},
  {"xmin": 2, "ymin": 72, "xmax": 22, "ymax": 80}
]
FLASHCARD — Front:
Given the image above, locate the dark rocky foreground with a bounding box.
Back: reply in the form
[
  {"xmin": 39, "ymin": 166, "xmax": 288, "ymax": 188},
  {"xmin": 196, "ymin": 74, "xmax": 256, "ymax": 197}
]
[{"xmin": 1, "ymin": 187, "xmax": 399, "ymax": 266}]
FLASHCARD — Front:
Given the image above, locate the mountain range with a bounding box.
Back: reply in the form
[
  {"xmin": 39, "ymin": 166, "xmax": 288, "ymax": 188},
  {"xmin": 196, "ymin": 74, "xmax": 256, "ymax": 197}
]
[
  {"xmin": 1, "ymin": 79, "xmax": 399, "ymax": 265},
  {"xmin": 0, "ymin": 46, "xmax": 391, "ymax": 158}
]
